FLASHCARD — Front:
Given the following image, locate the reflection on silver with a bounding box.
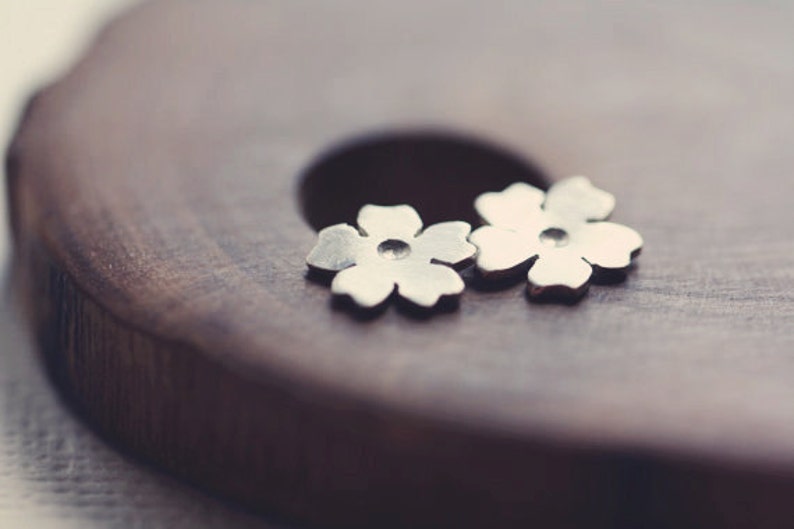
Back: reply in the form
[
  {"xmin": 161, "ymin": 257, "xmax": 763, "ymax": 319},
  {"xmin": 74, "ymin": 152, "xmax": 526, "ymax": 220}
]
[
  {"xmin": 307, "ymin": 205, "xmax": 476, "ymax": 309},
  {"xmin": 470, "ymin": 177, "xmax": 643, "ymax": 300}
]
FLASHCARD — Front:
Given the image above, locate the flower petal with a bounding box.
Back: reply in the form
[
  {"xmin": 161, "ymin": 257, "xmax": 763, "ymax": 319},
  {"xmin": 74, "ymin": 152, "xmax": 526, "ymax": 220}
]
[
  {"xmin": 394, "ymin": 264, "xmax": 465, "ymax": 308},
  {"xmin": 475, "ymin": 182, "xmax": 545, "ymax": 230},
  {"xmin": 412, "ymin": 221, "xmax": 476, "ymax": 268},
  {"xmin": 357, "ymin": 204, "xmax": 423, "ymax": 239},
  {"xmin": 306, "ymin": 223, "xmax": 363, "ymax": 272},
  {"xmin": 527, "ymin": 250, "xmax": 593, "ymax": 298},
  {"xmin": 331, "ymin": 265, "xmax": 395, "ymax": 308},
  {"xmin": 578, "ymin": 221, "xmax": 643, "ymax": 270},
  {"xmin": 470, "ymin": 226, "xmax": 538, "ymax": 278},
  {"xmin": 544, "ymin": 176, "xmax": 615, "ymax": 222}
]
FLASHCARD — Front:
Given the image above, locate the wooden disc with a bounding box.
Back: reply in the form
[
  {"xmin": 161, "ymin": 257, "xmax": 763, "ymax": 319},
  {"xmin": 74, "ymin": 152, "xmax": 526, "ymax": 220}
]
[{"xmin": 8, "ymin": 1, "xmax": 794, "ymax": 527}]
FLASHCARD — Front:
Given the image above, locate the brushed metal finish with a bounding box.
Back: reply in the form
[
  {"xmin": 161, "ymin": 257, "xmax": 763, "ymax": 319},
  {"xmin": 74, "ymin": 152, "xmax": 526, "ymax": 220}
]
[
  {"xmin": 307, "ymin": 205, "xmax": 476, "ymax": 309},
  {"xmin": 470, "ymin": 177, "xmax": 643, "ymax": 300}
]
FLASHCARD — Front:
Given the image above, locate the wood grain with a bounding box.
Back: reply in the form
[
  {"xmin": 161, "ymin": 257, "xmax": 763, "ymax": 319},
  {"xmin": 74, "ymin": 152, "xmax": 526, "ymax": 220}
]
[
  {"xmin": 0, "ymin": 298, "xmax": 281, "ymax": 529},
  {"xmin": 7, "ymin": 1, "xmax": 794, "ymax": 527}
]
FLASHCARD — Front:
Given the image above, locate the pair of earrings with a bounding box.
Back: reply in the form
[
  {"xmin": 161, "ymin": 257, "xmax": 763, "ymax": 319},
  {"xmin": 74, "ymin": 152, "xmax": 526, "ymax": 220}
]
[{"xmin": 306, "ymin": 177, "xmax": 643, "ymax": 309}]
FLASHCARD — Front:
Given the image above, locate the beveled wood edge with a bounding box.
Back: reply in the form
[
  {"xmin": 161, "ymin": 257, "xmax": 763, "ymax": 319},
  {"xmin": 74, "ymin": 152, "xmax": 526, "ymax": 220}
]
[{"xmin": 7, "ymin": 101, "xmax": 794, "ymax": 528}]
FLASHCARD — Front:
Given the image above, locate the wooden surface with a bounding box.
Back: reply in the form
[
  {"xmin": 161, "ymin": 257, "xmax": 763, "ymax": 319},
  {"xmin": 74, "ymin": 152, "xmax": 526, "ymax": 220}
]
[
  {"xmin": 1, "ymin": 2, "xmax": 280, "ymax": 527},
  {"xmin": 7, "ymin": 1, "xmax": 794, "ymax": 527},
  {"xmin": 0, "ymin": 297, "xmax": 282, "ymax": 529}
]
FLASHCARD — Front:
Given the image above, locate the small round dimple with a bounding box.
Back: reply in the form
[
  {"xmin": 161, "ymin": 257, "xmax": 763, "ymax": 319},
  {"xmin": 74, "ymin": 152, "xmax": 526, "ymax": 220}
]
[
  {"xmin": 377, "ymin": 239, "xmax": 411, "ymax": 260},
  {"xmin": 539, "ymin": 227, "xmax": 569, "ymax": 248}
]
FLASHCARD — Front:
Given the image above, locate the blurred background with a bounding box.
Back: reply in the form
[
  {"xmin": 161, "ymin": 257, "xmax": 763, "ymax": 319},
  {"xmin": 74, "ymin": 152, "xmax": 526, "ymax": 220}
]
[
  {"xmin": 1, "ymin": 1, "xmax": 132, "ymax": 262},
  {"xmin": 0, "ymin": 2, "xmax": 277, "ymax": 527}
]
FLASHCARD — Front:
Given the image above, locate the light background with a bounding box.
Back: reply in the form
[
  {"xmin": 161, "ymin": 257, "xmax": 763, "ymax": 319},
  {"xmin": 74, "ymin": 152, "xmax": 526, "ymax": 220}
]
[{"xmin": 0, "ymin": 0, "xmax": 137, "ymax": 262}]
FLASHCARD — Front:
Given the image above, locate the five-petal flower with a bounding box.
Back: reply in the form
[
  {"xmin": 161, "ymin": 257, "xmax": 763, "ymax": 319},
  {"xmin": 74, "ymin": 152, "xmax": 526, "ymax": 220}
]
[
  {"xmin": 307, "ymin": 205, "xmax": 477, "ymax": 309},
  {"xmin": 469, "ymin": 177, "xmax": 642, "ymax": 299}
]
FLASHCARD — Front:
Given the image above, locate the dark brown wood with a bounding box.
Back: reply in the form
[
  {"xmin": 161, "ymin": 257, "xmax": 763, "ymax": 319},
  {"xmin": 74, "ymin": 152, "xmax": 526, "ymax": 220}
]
[{"xmin": 7, "ymin": 1, "xmax": 794, "ymax": 527}]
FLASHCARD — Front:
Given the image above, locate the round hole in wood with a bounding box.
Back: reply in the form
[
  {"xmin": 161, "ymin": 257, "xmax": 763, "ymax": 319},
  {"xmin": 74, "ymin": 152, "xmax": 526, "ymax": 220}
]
[{"xmin": 298, "ymin": 131, "xmax": 549, "ymax": 231}]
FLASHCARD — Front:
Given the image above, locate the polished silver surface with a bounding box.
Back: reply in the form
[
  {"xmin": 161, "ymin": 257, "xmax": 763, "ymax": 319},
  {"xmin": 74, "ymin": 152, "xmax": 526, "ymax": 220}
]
[
  {"xmin": 470, "ymin": 177, "xmax": 643, "ymax": 300},
  {"xmin": 307, "ymin": 205, "xmax": 476, "ymax": 309}
]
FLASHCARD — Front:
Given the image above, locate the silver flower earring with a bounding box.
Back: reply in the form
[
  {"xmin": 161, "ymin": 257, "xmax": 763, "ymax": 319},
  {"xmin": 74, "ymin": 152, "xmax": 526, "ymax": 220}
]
[
  {"xmin": 469, "ymin": 176, "xmax": 642, "ymax": 299},
  {"xmin": 307, "ymin": 204, "xmax": 476, "ymax": 309}
]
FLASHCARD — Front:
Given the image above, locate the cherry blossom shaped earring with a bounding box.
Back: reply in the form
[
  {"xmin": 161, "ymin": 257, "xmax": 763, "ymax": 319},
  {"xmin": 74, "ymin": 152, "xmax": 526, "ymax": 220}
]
[
  {"xmin": 469, "ymin": 177, "xmax": 642, "ymax": 300},
  {"xmin": 307, "ymin": 205, "xmax": 477, "ymax": 309}
]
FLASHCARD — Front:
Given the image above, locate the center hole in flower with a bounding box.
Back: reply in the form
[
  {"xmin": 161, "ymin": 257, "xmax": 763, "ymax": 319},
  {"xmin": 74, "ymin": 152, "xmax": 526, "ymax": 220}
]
[
  {"xmin": 377, "ymin": 239, "xmax": 411, "ymax": 260},
  {"xmin": 539, "ymin": 227, "xmax": 569, "ymax": 248}
]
